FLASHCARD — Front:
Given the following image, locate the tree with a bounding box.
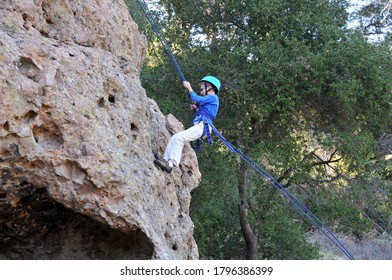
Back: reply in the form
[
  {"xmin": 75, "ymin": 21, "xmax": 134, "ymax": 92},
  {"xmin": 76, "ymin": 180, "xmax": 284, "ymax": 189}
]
[
  {"xmin": 129, "ymin": 0, "xmax": 392, "ymax": 259},
  {"xmin": 351, "ymin": 0, "xmax": 392, "ymax": 46}
]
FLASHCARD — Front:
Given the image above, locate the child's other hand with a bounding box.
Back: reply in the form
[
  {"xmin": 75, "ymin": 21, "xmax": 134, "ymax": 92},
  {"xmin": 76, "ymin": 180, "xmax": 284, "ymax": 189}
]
[{"xmin": 190, "ymin": 104, "xmax": 198, "ymax": 111}]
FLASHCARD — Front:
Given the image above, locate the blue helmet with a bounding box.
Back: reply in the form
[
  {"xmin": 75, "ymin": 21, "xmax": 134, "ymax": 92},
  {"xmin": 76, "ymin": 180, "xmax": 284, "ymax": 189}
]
[{"xmin": 200, "ymin": 76, "xmax": 221, "ymax": 93}]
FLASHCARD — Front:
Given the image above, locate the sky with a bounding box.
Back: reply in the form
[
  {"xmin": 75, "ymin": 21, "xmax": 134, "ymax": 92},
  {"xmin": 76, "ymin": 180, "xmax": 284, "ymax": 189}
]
[{"xmin": 348, "ymin": 0, "xmax": 390, "ymax": 42}]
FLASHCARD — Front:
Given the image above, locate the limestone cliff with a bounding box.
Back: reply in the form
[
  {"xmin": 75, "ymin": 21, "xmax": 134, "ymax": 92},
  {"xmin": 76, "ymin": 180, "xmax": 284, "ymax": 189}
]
[{"xmin": 0, "ymin": 0, "xmax": 201, "ymax": 259}]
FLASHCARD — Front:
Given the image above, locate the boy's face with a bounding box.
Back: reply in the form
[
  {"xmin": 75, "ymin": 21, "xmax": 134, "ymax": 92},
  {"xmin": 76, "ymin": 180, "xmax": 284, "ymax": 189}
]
[
  {"xmin": 199, "ymin": 82, "xmax": 215, "ymax": 96},
  {"xmin": 199, "ymin": 83, "xmax": 208, "ymax": 96}
]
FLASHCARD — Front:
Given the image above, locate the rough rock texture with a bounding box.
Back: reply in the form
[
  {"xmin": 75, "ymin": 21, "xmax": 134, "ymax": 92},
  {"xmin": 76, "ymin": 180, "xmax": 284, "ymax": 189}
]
[{"xmin": 0, "ymin": 0, "xmax": 201, "ymax": 259}]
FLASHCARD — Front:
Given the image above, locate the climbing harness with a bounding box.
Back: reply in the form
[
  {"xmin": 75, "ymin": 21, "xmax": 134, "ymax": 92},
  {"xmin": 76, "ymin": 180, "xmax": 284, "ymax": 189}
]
[
  {"xmin": 135, "ymin": 0, "xmax": 355, "ymax": 260},
  {"xmin": 195, "ymin": 114, "xmax": 213, "ymax": 152}
]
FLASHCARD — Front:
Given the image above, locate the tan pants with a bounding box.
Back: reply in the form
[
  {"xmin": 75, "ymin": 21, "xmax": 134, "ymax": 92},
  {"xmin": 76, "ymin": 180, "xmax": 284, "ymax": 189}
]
[{"xmin": 163, "ymin": 122, "xmax": 206, "ymax": 167}]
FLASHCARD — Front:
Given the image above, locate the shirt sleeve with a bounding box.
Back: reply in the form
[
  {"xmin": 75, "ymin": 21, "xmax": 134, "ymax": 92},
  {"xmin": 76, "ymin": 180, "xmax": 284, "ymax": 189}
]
[{"xmin": 190, "ymin": 91, "xmax": 216, "ymax": 105}]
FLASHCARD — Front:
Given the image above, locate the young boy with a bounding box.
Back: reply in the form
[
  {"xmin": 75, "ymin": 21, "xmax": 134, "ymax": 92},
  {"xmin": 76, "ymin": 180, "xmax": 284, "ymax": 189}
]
[{"xmin": 154, "ymin": 76, "xmax": 221, "ymax": 174}]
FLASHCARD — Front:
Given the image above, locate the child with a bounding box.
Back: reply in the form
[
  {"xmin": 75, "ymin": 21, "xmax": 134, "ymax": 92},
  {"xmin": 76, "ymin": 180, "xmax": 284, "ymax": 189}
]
[{"xmin": 154, "ymin": 76, "xmax": 221, "ymax": 173}]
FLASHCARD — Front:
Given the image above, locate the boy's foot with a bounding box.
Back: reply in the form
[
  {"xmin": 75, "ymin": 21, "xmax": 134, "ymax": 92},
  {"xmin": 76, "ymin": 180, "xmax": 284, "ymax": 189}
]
[{"xmin": 154, "ymin": 159, "xmax": 172, "ymax": 174}]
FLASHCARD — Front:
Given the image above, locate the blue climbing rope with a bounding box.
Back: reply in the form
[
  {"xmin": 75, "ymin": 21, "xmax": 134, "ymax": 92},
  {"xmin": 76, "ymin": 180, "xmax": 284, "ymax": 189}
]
[
  {"xmin": 135, "ymin": 0, "xmax": 355, "ymax": 260},
  {"xmin": 135, "ymin": 0, "xmax": 186, "ymax": 82},
  {"xmin": 210, "ymin": 125, "xmax": 355, "ymax": 260}
]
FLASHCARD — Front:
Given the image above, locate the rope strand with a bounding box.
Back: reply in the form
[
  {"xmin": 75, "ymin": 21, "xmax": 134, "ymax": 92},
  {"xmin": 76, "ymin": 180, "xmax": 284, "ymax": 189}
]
[
  {"xmin": 135, "ymin": 0, "xmax": 355, "ymax": 260},
  {"xmin": 211, "ymin": 125, "xmax": 355, "ymax": 260},
  {"xmin": 135, "ymin": 0, "xmax": 186, "ymax": 81}
]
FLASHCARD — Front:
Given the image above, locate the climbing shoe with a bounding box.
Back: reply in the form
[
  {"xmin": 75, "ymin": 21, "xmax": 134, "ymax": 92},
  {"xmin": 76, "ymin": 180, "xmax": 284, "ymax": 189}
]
[{"xmin": 154, "ymin": 159, "xmax": 172, "ymax": 174}]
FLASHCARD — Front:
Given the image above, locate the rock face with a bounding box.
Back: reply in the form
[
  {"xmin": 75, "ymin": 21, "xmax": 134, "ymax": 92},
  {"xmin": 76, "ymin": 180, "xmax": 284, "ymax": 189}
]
[{"xmin": 0, "ymin": 0, "xmax": 201, "ymax": 259}]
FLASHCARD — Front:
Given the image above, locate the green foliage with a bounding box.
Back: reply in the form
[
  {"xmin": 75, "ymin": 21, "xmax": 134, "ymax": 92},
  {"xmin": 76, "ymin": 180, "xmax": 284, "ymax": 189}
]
[
  {"xmin": 342, "ymin": 131, "xmax": 376, "ymax": 166},
  {"xmin": 190, "ymin": 147, "xmax": 244, "ymax": 259},
  {"xmin": 258, "ymin": 204, "xmax": 321, "ymax": 260},
  {"xmin": 129, "ymin": 0, "xmax": 392, "ymax": 259},
  {"xmin": 308, "ymin": 196, "xmax": 374, "ymax": 236}
]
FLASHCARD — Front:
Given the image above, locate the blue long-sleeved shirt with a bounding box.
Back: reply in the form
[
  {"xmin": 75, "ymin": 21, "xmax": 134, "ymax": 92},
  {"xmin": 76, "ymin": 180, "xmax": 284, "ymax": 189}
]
[{"xmin": 189, "ymin": 91, "xmax": 219, "ymax": 125}]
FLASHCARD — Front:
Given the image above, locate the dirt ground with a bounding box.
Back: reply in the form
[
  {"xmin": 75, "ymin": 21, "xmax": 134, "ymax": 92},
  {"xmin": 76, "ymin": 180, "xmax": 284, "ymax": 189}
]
[{"xmin": 307, "ymin": 230, "xmax": 392, "ymax": 260}]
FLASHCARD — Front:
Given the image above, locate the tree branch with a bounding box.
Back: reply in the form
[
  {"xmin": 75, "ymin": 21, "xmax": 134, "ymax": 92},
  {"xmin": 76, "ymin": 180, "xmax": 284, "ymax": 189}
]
[{"xmin": 311, "ymin": 151, "xmax": 341, "ymax": 166}]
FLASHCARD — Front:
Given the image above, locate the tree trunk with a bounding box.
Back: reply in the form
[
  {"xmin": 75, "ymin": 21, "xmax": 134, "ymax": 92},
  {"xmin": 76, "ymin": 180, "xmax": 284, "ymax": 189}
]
[{"xmin": 238, "ymin": 160, "xmax": 259, "ymax": 259}]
